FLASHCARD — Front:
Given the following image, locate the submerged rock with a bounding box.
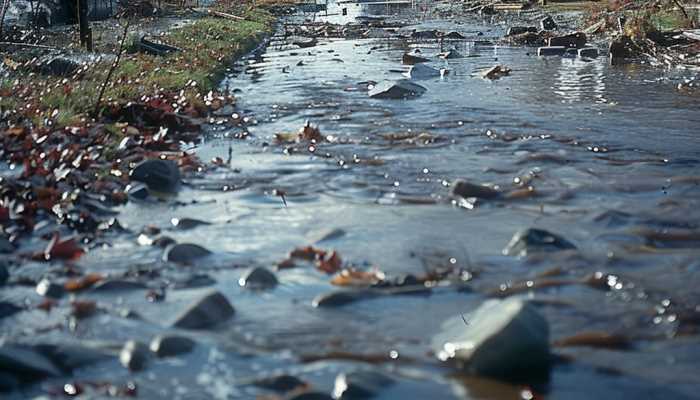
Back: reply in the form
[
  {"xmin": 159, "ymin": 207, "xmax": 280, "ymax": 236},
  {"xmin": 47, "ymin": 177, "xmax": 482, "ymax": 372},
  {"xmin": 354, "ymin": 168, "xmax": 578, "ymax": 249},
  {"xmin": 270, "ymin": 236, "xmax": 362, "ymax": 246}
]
[
  {"xmin": 35, "ymin": 343, "xmax": 113, "ymax": 372},
  {"xmin": 506, "ymin": 26, "xmax": 538, "ymax": 36},
  {"xmin": 37, "ymin": 56, "xmax": 81, "ymax": 77},
  {"xmin": 333, "ymin": 370, "xmax": 394, "ymax": 399},
  {"xmin": 540, "ymin": 16, "xmax": 557, "ymax": 31},
  {"xmin": 149, "ymin": 335, "xmax": 195, "ymax": 357},
  {"xmin": 439, "ymin": 49, "xmax": 463, "ymax": 59},
  {"xmin": 0, "ymin": 344, "xmax": 62, "ymax": 379},
  {"xmin": 90, "ymin": 279, "xmax": 147, "ymax": 293},
  {"xmin": 537, "ymin": 46, "xmax": 567, "ymax": 56},
  {"xmin": 163, "ymin": 243, "xmax": 212, "ymax": 264},
  {"xmin": 0, "ymin": 302, "xmax": 21, "ymax": 319},
  {"xmin": 130, "ymin": 159, "xmax": 181, "ymax": 193},
  {"xmin": 402, "ymin": 52, "xmax": 429, "ymax": 65},
  {"xmin": 312, "ymin": 289, "xmax": 379, "ymax": 308},
  {"xmin": 253, "ymin": 374, "xmax": 306, "ymax": 392},
  {"xmin": 119, "ymin": 340, "xmax": 149, "ymax": 371},
  {"xmin": 0, "ymin": 237, "xmax": 13, "ymax": 254},
  {"xmin": 35, "ymin": 278, "xmax": 64, "ymax": 298},
  {"xmin": 287, "ymin": 392, "xmax": 333, "ymax": 400},
  {"xmin": 368, "ymin": 80, "xmax": 427, "ymax": 99},
  {"xmin": 548, "ymin": 32, "xmax": 587, "ymax": 48},
  {"xmin": 171, "ymin": 290, "xmax": 235, "ymax": 329},
  {"xmin": 171, "ymin": 217, "xmax": 211, "ymax": 230},
  {"xmin": 0, "ymin": 262, "xmax": 8, "ymax": 285},
  {"xmin": 503, "ymin": 228, "xmax": 576, "ymax": 256},
  {"xmin": 450, "ymin": 179, "xmax": 500, "ymax": 199},
  {"xmin": 405, "ymin": 63, "xmax": 442, "ymax": 79},
  {"xmin": 432, "ymin": 298, "xmax": 550, "ymax": 378},
  {"xmin": 239, "ymin": 267, "xmax": 278, "ymax": 290}
]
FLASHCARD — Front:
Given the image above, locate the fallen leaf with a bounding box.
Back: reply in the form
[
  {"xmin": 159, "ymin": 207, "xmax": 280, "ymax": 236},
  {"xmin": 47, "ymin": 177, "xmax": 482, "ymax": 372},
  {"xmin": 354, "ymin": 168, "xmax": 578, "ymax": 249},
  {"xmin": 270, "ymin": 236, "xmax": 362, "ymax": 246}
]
[
  {"xmin": 64, "ymin": 273, "xmax": 104, "ymax": 292},
  {"xmin": 331, "ymin": 268, "xmax": 385, "ymax": 286}
]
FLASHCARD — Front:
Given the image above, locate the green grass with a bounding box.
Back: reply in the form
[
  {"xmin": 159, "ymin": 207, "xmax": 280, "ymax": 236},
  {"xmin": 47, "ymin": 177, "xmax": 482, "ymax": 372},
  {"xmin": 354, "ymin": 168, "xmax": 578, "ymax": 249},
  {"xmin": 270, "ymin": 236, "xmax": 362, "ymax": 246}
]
[{"xmin": 0, "ymin": 7, "xmax": 275, "ymax": 128}]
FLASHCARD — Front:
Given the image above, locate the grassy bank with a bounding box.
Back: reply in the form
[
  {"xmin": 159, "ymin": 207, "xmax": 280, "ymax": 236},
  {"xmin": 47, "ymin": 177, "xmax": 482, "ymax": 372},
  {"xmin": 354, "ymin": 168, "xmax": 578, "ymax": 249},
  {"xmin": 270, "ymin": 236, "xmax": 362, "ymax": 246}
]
[{"xmin": 0, "ymin": 5, "xmax": 275, "ymax": 127}]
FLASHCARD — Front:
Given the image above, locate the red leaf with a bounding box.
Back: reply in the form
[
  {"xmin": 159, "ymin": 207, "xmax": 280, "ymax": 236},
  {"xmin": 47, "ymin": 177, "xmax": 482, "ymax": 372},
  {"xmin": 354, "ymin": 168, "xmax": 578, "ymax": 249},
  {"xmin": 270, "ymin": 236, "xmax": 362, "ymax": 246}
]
[{"xmin": 42, "ymin": 233, "xmax": 85, "ymax": 261}]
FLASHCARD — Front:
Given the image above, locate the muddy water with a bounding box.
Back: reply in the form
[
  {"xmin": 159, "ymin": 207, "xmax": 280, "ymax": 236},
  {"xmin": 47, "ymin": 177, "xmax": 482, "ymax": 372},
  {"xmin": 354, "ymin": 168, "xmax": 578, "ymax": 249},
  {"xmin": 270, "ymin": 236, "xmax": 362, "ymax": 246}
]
[{"xmin": 4, "ymin": 7, "xmax": 700, "ymax": 400}]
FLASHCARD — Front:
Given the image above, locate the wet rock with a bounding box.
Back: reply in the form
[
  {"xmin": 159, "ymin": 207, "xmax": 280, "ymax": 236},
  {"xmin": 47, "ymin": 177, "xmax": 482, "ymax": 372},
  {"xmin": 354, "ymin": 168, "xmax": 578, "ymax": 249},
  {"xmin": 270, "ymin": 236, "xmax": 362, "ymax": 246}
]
[
  {"xmin": 506, "ymin": 26, "xmax": 538, "ymax": 36},
  {"xmin": 405, "ymin": 63, "xmax": 442, "ymax": 79},
  {"xmin": 537, "ymin": 46, "xmax": 567, "ymax": 56},
  {"xmin": 333, "ymin": 370, "xmax": 394, "ymax": 399},
  {"xmin": 0, "ymin": 236, "xmax": 13, "ymax": 254},
  {"xmin": 129, "ymin": 159, "xmax": 181, "ymax": 193},
  {"xmin": 171, "ymin": 217, "xmax": 211, "ymax": 230},
  {"xmin": 36, "ymin": 344, "xmax": 113, "ymax": 372},
  {"xmin": 0, "ymin": 262, "xmax": 8, "ymax": 285},
  {"xmin": 368, "ymin": 80, "xmax": 427, "ymax": 99},
  {"xmin": 439, "ymin": 49, "xmax": 463, "ymax": 59},
  {"xmin": 293, "ymin": 37, "xmax": 318, "ymax": 48},
  {"xmin": 450, "ymin": 179, "xmax": 500, "ymax": 199},
  {"xmin": 287, "ymin": 392, "xmax": 333, "ymax": 400},
  {"xmin": 540, "ymin": 16, "xmax": 558, "ymax": 31},
  {"xmin": 443, "ymin": 31, "xmax": 466, "ymax": 39},
  {"xmin": 481, "ymin": 65, "xmax": 511, "ymax": 80},
  {"xmin": 309, "ymin": 227, "xmax": 346, "ymax": 244},
  {"xmin": 90, "ymin": 279, "xmax": 147, "ymax": 293},
  {"xmin": 171, "ymin": 273, "xmax": 216, "ymax": 289},
  {"xmin": 163, "ymin": 243, "xmax": 212, "ymax": 264},
  {"xmin": 0, "ymin": 371, "xmax": 20, "ymax": 391},
  {"xmin": 0, "ymin": 344, "xmax": 62, "ymax": 379},
  {"xmin": 153, "ymin": 236, "xmax": 176, "ymax": 248},
  {"xmin": 0, "ymin": 302, "xmax": 21, "ymax": 319},
  {"xmin": 126, "ymin": 183, "xmax": 150, "ymax": 200},
  {"xmin": 239, "ymin": 267, "xmax": 278, "ymax": 290},
  {"xmin": 171, "ymin": 290, "xmax": 235, "ymax": 329},
  {"xmin": 253, "ymin": 374, "xmax": 306, "ymax": 392},
  {"xmin": 507, "ymin": 32, "xmax": 546, "ymax": 46},
  {"xmin": 503, "ymin": 228, "xmax": 576, "ymax": 256},
  {"xmin": 578, "ymin": 47, "xmax": 599, "ymax": 58},
  {"xmin": 119, "ymin": 340, "xmax": 149, "ymax": 371},
  {"xmin": 548, "ymin": 32, "xmax": 587, "ymax": 48},
  {"xmin": 411, "ymin": 29, "xmax": 440, "ymax": 39},
  {"xmin": 149, "ymin": 335, "xmax": 195, "ymax": 357},
  {"xmin": 36, "ymin": 278, "xmax": 64, "ymax": 298},
  {"xmin": 402, "ymin": 52, "xmax": 429, "ymax": 65},
  {"xmin": 432, "ymin": 298, "xmax": 550, "ymax": 378},
  {"xmin": 312, "ymin": 289, "xmax": 379, "ymax": 308},
  {"xmin": 609, "ymin": 35, "xmax": 638, "ymax": 65}
]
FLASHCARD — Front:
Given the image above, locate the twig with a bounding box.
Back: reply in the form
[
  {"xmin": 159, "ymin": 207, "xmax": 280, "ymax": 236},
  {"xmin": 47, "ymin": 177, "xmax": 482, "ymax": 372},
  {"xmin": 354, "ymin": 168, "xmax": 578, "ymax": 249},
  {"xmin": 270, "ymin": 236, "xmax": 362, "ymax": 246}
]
[{"xmin": 94, "ymin": 18, "xmax": 130, "ymax": 118}]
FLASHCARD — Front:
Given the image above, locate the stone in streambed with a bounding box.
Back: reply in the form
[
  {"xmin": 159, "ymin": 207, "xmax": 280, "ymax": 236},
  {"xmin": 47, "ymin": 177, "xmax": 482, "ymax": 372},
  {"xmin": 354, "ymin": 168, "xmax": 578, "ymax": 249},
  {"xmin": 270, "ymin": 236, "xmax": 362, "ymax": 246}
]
[
  {"xmin": 163, "ymin": 243, "xmax": 212, "ymax": 264},
  {"xmin": 130, "ymin": 159, "xmax": 181, "ymax": 193},
  {"xmin": 506, "ymin": 26, "xmax": 538, "ymax": 36},
  {"xmin": 0, "ymin": 302, "xmax": 22, "ymax": 319},
  {"xmin": 432, "ymin": 298, "xmax": 550, "ymax": 378},
  {"xmin": 253, "ymin": 374, "xmax": 307, "ymax": 392},
  {"xmin": 404, "ymin": 63, "xmax": 443, "ymax": 79},
  {"xmin": 239, "ymin": 267, "xmax": 278, "ymax": 290},
  {"xmin": 368, "ymin": 80, "xmax": 427, "ymax": 99},
  {"xmin": 90, "ymin": 279, "xmax": 147, "ymax": 293},
  {"xmin": 150, "ymin": 335, "xmax": 195, "ymax": 357},
  {"xmin": 36, "ymin": 278, "xmax": 64, "ymax": 298},
  {"xmin": 0, "ymin": 237, "xmax": 13, "ymax": 254},
  {"xmin": 503, "ymin": 228, "xmax": 576, "ymax": 256},
  {"xmin": 450, "ymin": 179, "xmax": 500, "ymax": 200},
  {"xmin": 171, "ymin": 290, "xmax": 235, "ymax": 329},
  {"xmin": 287, "ymin": 392, "xmax": 334, "ymax": 400},
  {"xmin": 0, "ymin": 344, "xmax": 63, "ymax": 379},
  {"xmin": 34, "ymin": 343, "xmax": 113, "ymax": 372},
  {"xmin": 0, "ymin": 261, "xmax": 8, "ymax": 285},
  {"xmin": 402, "ymin": 52, "xmax": 429, "ymax": 65},
  {"xmin": 333, "ymin": 370, "xmax": 394, "ymax": 399},
  {"xmin": 540, "ymin": 16, "xmax": 557, "ymax": 31},
  {"xmin": 312, "ymin": 289, "xmax": 379, "ymax": 308},
  {"xmin": 119, "ymin": 340, "xmax": 150, "ymax": 371}
]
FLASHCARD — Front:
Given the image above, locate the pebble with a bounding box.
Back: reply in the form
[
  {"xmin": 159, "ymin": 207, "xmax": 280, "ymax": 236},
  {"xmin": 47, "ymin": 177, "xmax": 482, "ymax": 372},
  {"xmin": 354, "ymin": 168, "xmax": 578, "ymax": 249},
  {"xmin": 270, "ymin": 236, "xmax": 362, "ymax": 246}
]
[
  {"xmin": 149, "ymin": 335, "xmax": 196, "ymax": 357},
  {"xmin": 171, "ymin": 290, "xmax": 235, "ymax": 329},
  {"xmin": 163, "ymin": 243, "xmax": 212, "ymax": 264},
  {"xmin": 239, "ymin": 267, "xmax": 278, "ymax": 290},
  {"xmin": 432, "ymin": 298, "xmax": 550, "ymax": 378},
  {"xmin": 119, "ymin": 340, "xmax": 150, "ymax": 371}
]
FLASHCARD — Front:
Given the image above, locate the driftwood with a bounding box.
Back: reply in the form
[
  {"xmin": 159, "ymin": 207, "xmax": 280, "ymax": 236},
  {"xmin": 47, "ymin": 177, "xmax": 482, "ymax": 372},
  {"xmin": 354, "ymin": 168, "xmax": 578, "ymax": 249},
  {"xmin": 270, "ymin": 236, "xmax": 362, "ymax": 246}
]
[
  {"xmin": 0, "ymin": 41, "xmax": 58, "ymax": 49},
  {"xmin": 205, "ymin": 9, "xmax": 245, "ymax": 21}
]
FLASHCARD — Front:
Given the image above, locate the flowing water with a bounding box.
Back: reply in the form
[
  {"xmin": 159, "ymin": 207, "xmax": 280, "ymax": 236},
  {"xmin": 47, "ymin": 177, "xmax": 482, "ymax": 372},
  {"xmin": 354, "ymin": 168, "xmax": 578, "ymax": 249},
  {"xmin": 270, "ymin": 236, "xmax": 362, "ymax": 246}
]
[{"xmin": 4, "ymin": 5, "xmax": 700, "ymax": 400}]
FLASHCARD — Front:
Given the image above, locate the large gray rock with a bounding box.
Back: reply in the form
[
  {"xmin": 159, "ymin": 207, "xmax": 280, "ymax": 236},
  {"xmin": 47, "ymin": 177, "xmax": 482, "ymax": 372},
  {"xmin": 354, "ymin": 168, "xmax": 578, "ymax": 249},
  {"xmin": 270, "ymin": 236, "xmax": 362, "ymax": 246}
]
[
  {"xmin": 333, "ymin": 370, "xmax": 394, "ymax": 399},
  {"xmin": 171, "ymin": 290, "xmax": 235, "ymax": 329},
  {"xmin": 404, "ymin": 64, "xmax": 442, "ymax": 79},
  {"xmin": 432, "ymin": 298, "xmax": 550, "ymax": 378},
  {"xmin": 503, "ymin": 228, "xmax": 576, "ymax": 256},
  {"xmin": 450, "ymin": 179, "xmax": 500, "ymax": 200},
  {"xmin": 368, "ymin": 80, "xmax": 427, "ymax": 99},
  {"xmin": 149, "ymin": 335, "xmax": 195, "ymax": 357},
  {"xmin": 130, "ymin": 159, "xmax": 181, "ymax": 193},
  {"xmin": 239, "ymin": 267, "xmax": 278, "ymax": 290}
]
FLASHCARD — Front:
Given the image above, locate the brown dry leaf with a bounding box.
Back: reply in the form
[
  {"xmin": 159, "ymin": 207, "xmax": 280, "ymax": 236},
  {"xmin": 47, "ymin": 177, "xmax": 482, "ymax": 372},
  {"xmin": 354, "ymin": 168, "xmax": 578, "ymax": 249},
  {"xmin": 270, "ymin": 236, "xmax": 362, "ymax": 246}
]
[
  {"xmin": 64, "ymin": 273, "xmax": 104, "ymax": 292},
  {"xmin": 290, "ymin": 246, "xmax": 325, "ymax": 261},
  {"xmin": 317, "ymin": 250, "xmax": 342, "ymax": 274},
  {"xmin": 331, "ymin": 268, "xmax": 385, "ymax": 287},
  {"xmin": 70, "ymin": 300, "xmax": 97, "ymax": 319}
]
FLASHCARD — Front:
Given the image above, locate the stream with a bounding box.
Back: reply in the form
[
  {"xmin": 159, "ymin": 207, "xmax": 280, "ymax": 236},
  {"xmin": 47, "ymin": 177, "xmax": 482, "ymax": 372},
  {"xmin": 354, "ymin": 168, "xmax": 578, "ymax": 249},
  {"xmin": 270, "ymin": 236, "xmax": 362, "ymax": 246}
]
[{"xmin": 3, "ymin": 3, "xmax": 700, "ymax": 399}]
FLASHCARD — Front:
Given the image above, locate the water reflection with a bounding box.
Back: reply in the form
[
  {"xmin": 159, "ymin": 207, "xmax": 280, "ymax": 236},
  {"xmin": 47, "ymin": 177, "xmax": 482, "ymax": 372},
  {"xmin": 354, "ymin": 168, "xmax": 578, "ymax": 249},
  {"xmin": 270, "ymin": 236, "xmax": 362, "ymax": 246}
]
[{"xmin": 553, "ymin": 58, "xmax": 607, "ymax": 104}]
